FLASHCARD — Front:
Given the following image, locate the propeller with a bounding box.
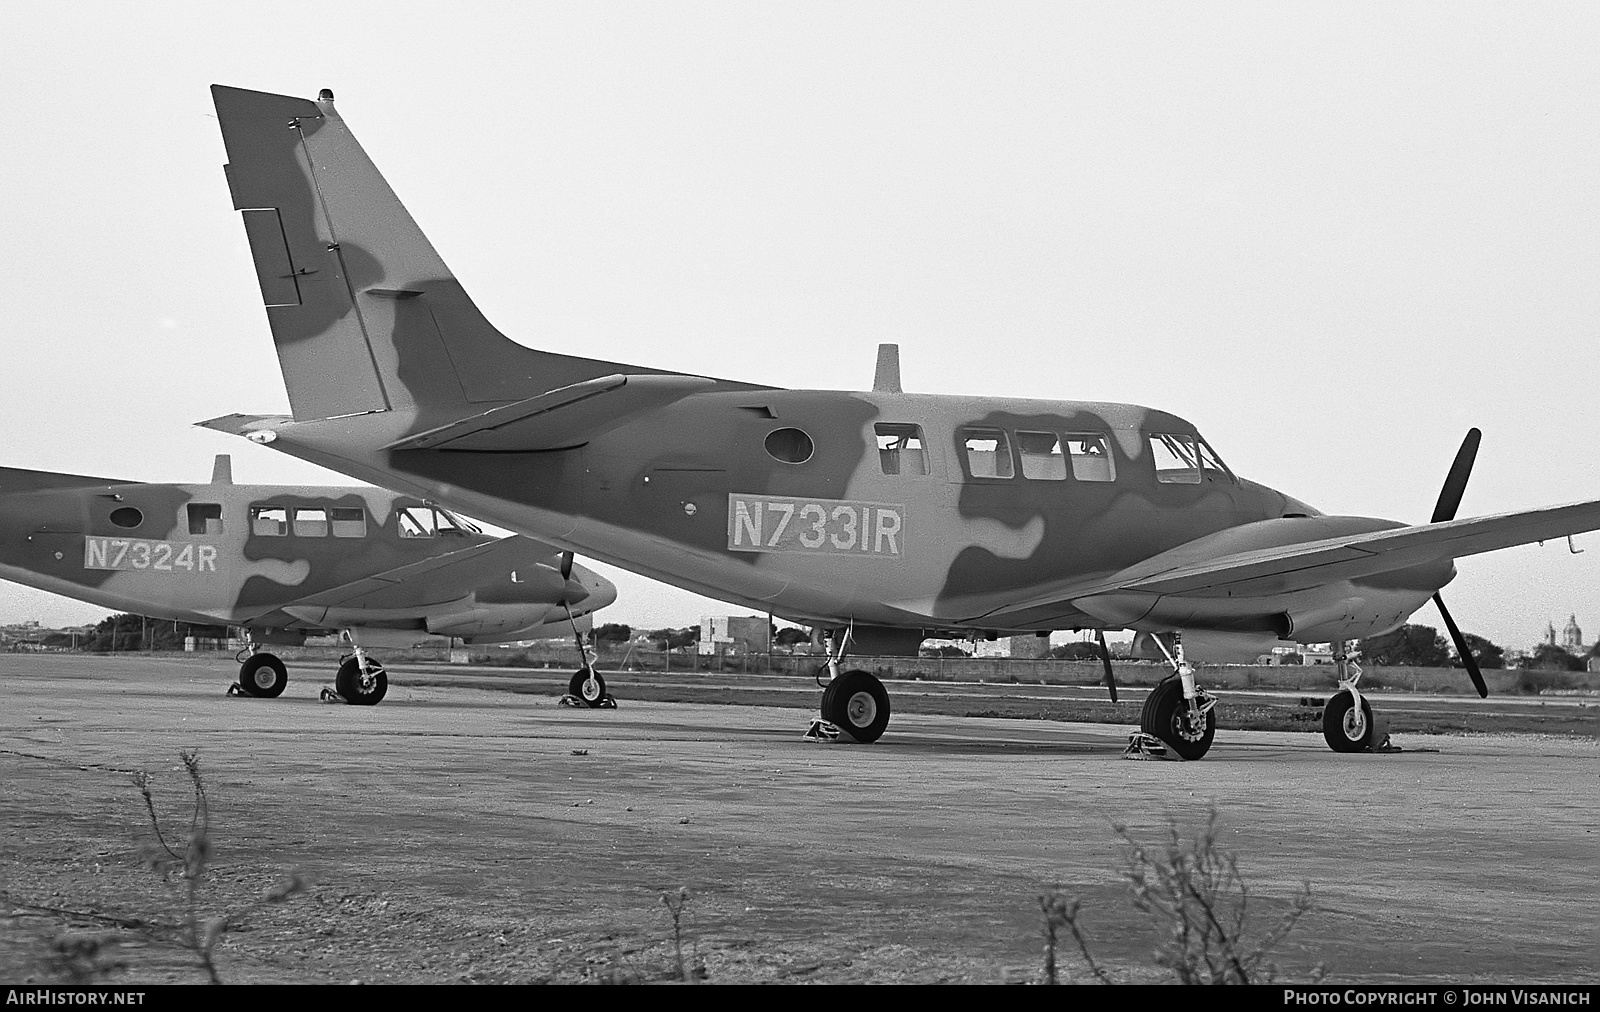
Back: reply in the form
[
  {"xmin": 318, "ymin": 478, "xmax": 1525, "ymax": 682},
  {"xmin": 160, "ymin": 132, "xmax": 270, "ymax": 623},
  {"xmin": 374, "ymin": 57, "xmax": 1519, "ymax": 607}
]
[
  {"xmin": 1095, "ymin": 629, "xmax": 1118, "ymax": 703},
  {"xmin": 559, "ymin": 550, "xmax": 574, "ymax": 582},
  {"xmin": 1428, "ymin": 429, "xmax": 1488, "ymax": 698}
]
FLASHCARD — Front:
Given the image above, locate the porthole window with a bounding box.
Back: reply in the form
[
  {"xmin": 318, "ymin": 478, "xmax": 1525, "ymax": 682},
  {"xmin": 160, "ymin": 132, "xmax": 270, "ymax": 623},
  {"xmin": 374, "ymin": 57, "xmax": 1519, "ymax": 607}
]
[
  {"xmin": 109, "ymin": 507, "xmax": 143, "ymax": 529},
  {"xmin": 765, "ymin": 427, "xmax": 814, "ymax": 464}
]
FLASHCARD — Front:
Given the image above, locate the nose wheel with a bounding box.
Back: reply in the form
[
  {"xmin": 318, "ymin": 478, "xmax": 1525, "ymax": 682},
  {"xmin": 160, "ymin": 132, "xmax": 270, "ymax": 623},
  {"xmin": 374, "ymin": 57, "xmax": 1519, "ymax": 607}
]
[{"xmin": 564, "ymin": 666, "xmax": 615, "ymax": 708}]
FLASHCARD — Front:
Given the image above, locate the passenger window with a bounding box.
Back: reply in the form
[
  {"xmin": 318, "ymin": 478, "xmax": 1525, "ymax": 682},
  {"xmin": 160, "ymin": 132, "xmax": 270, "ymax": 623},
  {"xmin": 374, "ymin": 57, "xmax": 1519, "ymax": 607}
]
[
  {"xmin": 1064, "ymin": 433, "xmax": 1116, "ymax": 482},
  {"xmin": 961, "ymin": 428, "xmax": 1014, "ymax": 479},
  {"xmin": 187, "ymin": 503, "xmax": 223, "ymax": 535},
  {"xmin": 398, "ymin": 507, "xmax": 435, "ymax": 538},
  {"xmin": 251, "ymin": 506, "xmax": 288, "ymax": 536},
  {"xmin": 1149, "ymin": 433, "xmax": 1201, "ymax": 484},
  {"xmin": 330, "ymin": 507, "xmax": 367, "ymax": 538},
  {"xmin": 1016, "ymin": 431, "xmax": 1067, "ymax": 480},
  {"xmin": 875, "ymin": 423, "xmax": 928, "ymax": 476},
  {"xmin": 293, "ymin": 508, "xmax": 328, "ymax": 537}
]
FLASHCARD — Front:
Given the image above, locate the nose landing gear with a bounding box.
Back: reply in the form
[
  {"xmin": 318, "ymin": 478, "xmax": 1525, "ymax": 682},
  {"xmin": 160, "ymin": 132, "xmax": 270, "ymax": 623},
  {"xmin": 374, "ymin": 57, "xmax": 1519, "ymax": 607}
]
[
  {"xmin": 804, "ymin": 626, "xmax": 892, "ymax": 743},
  {"xmin": 1323, "ymin": 644, "xmax": 1389, "ymax": 753}
]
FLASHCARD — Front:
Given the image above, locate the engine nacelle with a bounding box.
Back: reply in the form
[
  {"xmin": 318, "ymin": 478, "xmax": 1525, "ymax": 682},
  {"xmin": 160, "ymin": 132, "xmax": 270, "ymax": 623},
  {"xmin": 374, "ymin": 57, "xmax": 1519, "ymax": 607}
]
[{"xmin": 426, "ymin": 602, "xmax": 561, "ymax": 640}]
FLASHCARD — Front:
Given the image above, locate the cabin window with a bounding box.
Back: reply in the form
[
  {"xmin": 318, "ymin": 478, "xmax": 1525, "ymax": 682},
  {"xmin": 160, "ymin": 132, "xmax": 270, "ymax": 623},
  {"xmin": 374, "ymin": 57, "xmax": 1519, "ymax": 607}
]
[
  {"xmin": 961, "ymin": 428, "xmax": 1014, "ymax": 479},
  {"xmin": 330, "ymin": 507, "xmax": 367, "ymax": 538},
  {"xmin": 293, "ymin": 508, "xmax": 329, "ymax": 537},
  {"xmin": 187, "ymin": 503, "xmax": 222, "ymax": 535},
  {"xmin": 1148, "ymin": 433, "xmax": 1202, "ymax": 484},
  {"xmin": 251, "ymin": 506, "xmax": 289, "ymax": 536},
  {"xmin": 1016, "ymin": 431, "xmax": 1067, "ymax": 480},
  {"xmin": 1065, "ymin": 433, "xmax": 1116, "ymax": 482},
  {"xmin": 765, "ymin": 427, "xmax": 814, "ymax": 464},
  {"xmin": 398, "ymin": 507, "xmax": 436, "ymax": 538},
  {"xmin": 875, "ymin": 423, "xmax": 928, "ymax": 476},
  {"xmin": 109, "ymin": 507, "xmax": 143, "ymax": 529}
]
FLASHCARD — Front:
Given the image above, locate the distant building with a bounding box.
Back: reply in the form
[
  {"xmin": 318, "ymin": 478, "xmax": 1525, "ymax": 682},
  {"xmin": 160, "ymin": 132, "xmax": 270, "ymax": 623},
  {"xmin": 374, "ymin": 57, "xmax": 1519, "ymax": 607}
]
[
  {"xmin": 1541, "ymin": 615, "xmax": 1589, "ymax": 655},
  {"xmin": 698, "ymin": 615, "xmax": 770, "ymax": 655}
]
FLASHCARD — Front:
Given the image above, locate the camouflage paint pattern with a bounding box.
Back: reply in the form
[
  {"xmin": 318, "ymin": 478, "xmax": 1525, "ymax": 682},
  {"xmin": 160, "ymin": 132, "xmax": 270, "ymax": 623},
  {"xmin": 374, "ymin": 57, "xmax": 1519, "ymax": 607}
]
[
  {"xmin": 200, "ymin": 87, "xmax": 1600, "ymax": 654},
  {"xmin": 0, "ymin": 459, "xmax": 614, "ymax": 644}
]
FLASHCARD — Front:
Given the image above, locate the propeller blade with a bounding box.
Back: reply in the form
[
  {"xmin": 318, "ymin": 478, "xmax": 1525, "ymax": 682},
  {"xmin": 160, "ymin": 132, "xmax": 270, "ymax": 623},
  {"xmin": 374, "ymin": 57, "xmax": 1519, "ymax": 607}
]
[
  {"xmin": 1095, "ymin": 629, "xmax": 1118, "ymax": 703},
  {"xmin": 1431, "ymin": 428, "xmax": 1482, "ymax": 524},
  {"xmin": 559, "ymin": 551, "xmax": 574, "ymax": 581},
  {"xmin": 1434, "ymin": 593, "xmax": 1488, "ymax": 698}
]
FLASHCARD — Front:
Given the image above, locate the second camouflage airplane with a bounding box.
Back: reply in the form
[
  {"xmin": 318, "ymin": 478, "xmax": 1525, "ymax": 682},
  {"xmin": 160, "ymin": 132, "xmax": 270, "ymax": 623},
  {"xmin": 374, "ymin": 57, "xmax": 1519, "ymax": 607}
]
[
  {"xmin": 0, "ymin": 454, "xmax": 616, "ymax": 705},
  {"xmin": 199, "ymin": 85, "xmax": 1600, "ymax": 755}
]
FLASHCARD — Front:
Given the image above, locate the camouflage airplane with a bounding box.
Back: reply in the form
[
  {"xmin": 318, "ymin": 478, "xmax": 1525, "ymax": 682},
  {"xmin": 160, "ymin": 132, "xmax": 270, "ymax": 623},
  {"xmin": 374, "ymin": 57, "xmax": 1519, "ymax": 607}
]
[
  {"xmin": 0, "ymin": 453, "xmax": 616, "ymax": 705},
  {"xmin": 197, "ymin": 85, "xmax": 1600, "ymax": 756}
]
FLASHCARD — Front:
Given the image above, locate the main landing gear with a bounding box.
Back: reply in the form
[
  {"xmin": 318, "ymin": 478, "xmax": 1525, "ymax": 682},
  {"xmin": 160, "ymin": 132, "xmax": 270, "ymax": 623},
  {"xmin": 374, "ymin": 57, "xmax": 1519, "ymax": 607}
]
[
  {"xmin": 805, "ymin": 628, "xmax": 892, "ymax": 743},
  {"xmin": 232, "ymin": 645, "xmax": 287, "ymax": 698},
  {"xmin": 1132, "ymin": 633, "xmax": 1216, "ymax": 760},
  {"xmin": 330, "ymin": 637, "xmax": 388, "ymax": 706},
  {"xmin": 228, "ymin": 633, "xmax": 391, "ymax": 705},
  {"xmin": 1322, "ymin": 643, "xmax": 1389, "ymax": 753}
]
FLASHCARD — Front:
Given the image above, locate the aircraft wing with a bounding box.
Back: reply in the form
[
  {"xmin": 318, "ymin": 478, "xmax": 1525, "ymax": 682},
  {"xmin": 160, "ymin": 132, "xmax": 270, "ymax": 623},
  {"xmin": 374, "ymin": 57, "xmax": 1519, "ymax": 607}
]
[
  {"xmin": 281, "ymin": 536, "xmax": 571, "ymax": 613},
  {"xmin": 988, "ymin": 498, "xmax": 1600, "ymax": 618}
]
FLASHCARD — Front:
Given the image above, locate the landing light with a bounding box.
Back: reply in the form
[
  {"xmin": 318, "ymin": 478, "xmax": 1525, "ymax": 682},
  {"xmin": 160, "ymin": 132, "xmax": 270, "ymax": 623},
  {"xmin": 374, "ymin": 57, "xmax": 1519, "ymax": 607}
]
[{"xmin": 247, "ymin": 430, "xmax": 278, "ymax": 445}]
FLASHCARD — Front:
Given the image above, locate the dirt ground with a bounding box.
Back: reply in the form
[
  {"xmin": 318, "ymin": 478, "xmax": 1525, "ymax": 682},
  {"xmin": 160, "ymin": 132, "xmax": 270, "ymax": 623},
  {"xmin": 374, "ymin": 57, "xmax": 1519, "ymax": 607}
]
[{"xmin": 1, "ymin": 654, "xmax": 1596, "ymax": 985}]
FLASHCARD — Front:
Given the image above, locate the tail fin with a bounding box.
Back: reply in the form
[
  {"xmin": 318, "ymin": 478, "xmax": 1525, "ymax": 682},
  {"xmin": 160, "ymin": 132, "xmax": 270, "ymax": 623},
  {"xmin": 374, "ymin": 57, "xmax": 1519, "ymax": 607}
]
[{"xmin": 212, "ymin": 86, "xmax": 683, "ymax": 422}]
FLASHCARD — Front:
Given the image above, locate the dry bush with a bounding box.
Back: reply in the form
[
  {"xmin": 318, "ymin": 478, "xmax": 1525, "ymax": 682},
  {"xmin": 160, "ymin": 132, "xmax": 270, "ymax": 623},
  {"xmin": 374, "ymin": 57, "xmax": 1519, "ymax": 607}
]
[
  {"xmin": 133, "ymin": 749, "xmax": 305, "ymax": 984},
  {"xmin": 1040, "ymin": 807, "xmax": 1322, "ymax": 985}
]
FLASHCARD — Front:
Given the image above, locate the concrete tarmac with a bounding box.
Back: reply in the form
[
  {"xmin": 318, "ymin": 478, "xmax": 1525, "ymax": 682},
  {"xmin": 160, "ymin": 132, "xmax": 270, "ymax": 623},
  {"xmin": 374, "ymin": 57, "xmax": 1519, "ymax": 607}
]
[{"xmin": 1, "ymin": 653, "xmax": 1596, "ymax": 984}]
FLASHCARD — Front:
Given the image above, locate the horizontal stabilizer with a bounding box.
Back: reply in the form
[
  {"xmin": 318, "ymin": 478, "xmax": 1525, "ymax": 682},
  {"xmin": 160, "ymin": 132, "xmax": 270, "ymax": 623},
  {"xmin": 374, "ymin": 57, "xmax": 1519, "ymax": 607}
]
[
  {"xmin": 382, "ymin": 373, "xmax": 715, "ymax": 452},
  {"xmin": 0, "ymin": 466, "xmax": 132, "ymax": 495}
]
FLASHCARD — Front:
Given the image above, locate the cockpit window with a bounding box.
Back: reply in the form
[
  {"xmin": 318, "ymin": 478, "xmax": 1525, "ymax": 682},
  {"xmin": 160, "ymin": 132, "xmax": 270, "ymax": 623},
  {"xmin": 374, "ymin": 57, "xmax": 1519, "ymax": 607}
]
[
  {"xmin": 875, "ymin": 423, "xmax": 928, "ymax": 476},
  {"xmin": 398, "ymin": 507, "xmax": 436, "ymax": 538},
  {"xmin": 1197, "ymin": 439, "xmax": 1234, "ymax": 481},
  {"xmin": 1148, "ymin": 433, "xmax": 1201, "ymax": 484},
  {"xmin": 961, "ymin": 428, "xmax": 1014, "ymax": 479},
  {"xmin": 398, "ymin": 506, "xmax": 480, "ymax": 538},
  {"xmin": 1065, "ymin": 433, "xmax": 1116, "ymax": 482},
  {"xmin": 1016, "ymin": 431, "xmax": 1066, "ymax": 480}
]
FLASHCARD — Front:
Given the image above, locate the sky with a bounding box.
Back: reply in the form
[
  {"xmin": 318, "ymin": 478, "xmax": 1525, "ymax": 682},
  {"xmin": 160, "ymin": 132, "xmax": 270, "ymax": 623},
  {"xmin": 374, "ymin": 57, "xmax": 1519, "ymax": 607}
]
[{"xmin": 2, "ymin": 2, "xmax": 1597, "ymax": 648}]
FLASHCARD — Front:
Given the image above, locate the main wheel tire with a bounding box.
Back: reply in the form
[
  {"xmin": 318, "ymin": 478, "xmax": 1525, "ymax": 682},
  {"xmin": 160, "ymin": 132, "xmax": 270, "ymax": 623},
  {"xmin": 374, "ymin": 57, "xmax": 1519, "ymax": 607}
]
[
  {"xmin": 1140, "ymin": 678, "xmax": 1215, "ymax": 760},
  {"xmin": 820, "ymin": 669, "xmax": 891, "ymax": 743},
  {"xmin": 1322, "ymin": 689, "xmax": 1373, "ymax": 753},
  {"xmin": 237, "ymin": 653, "xmax": 287, "ymax": 698},
  {"xmin": 335, "ymin": 656, "xmax": 388, "ymax": 706},
  {"xmin": 568, "ymin": 667, "xmax": 607, "ymax": 708}
]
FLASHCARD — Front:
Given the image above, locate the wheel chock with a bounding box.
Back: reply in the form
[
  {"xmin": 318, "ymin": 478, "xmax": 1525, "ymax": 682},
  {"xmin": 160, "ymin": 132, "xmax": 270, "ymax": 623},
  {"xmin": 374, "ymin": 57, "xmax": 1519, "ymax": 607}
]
[
  {"xmin": 558, "ymin": 694, "xmax": 619, "ymax": 708},
  {"xmin": 319, "ymin": 687, "xmax": 345, "ymax": 704},
  {"xmin": 1365, "ymin": 713, "xmax": 1399, "ymax": 753},
  {"xmin": 1123, "ymin": 732, "xmax": 1172, "ymax": 760},
  {"xmin": 803, "ymin": 718, "xmax": 841, "ymax": 742},
  {"xmin": 225, "ymin": 684, "xmax": 246, "ymax": 697}
]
